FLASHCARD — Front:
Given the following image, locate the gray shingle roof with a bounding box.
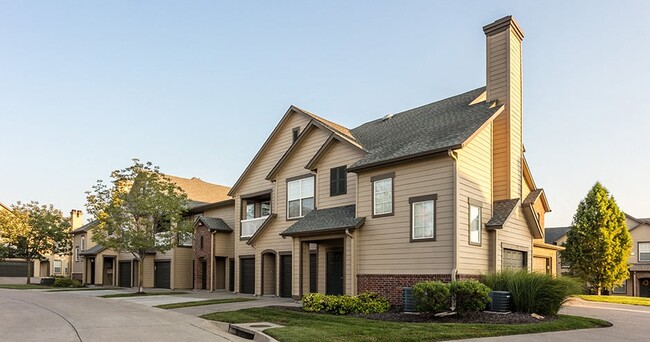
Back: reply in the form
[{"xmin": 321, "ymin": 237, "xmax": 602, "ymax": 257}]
[
  {"xmin": 70, "ymin": 220, "xmax": 98, "ymax": 234},
  {"xmin": 195, "ymin": 216, "xmax": 233, "ymax": 233},
  {"xmin": 486, "ymin": 199, "xmax": 520, "ymax": 229},
  {"xmin": 348, "ymin": 87, "xmax": 500, "ymax": 170},
  {"xmin": 523, "ymin": 189, "xmax": 543, "ymax": 206},
  {"xmin": 544, "ymin": 227, "xmax": 571, "ymax": 245},
  {"xmin": 281, "ymin": 205, "xmax": 365, "ymax": 236},
  {"xmin": 79, "ymin": 244, "xmax": 106, "ymax": 256}
]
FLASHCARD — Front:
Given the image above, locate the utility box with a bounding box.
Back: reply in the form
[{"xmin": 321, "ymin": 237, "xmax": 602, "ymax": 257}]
[
  {"xmin": 403, "ymin": 287, "xmax": 416, "ymax": 312},
  {"xmin": 487, "ymin": 291, "xmax": 511, "ymax": 312}
]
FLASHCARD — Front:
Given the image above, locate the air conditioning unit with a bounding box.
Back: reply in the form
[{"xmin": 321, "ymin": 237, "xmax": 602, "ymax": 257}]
[
  {"xmin": 487, "ymin": 291, "xmax": 511, "ymax": 312},
  {"xmin": 403, "ymin": 287, "xmax": 416, "ymax": 312}
]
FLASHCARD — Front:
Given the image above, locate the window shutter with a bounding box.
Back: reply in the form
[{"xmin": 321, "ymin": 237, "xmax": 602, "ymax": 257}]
[{"xmin": 330, "ymin": 168, "xmax": 338, "ymax": 196}]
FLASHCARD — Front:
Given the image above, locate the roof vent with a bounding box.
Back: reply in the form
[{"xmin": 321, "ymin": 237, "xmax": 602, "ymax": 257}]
[{"xmin": 381, "ymin": 113, "xmax": 393, "ymax": 121}]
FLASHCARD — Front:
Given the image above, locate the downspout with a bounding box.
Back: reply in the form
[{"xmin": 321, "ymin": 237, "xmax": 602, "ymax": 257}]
[
  {"xmin": 345, "ymin": 228, "xmax": 353, "ymax": 239},
  {"xmin": 210, "ymin": 230, "xmax": 215, "ymax": 292},
  {"xmin": 448, "ymin": 150, "xmax": 459, "ymax": 281}
]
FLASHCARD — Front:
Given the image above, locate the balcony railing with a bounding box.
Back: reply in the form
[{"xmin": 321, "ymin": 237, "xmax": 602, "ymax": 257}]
[{"xmin": 241, "ymin": 216, "xmax": 270, "ymax": 238}]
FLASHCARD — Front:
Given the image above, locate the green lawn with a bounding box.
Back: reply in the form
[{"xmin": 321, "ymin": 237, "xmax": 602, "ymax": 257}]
[
  {"xmin": 156, "ymin": 297, "xmax": 256, "ymax": 309},
  {"xmin": 100, "ymin": 291, "xmax": 188, "ymax": 298},
  {"xmin": 202, "ymin": 307, "xmax": 610, "ymax": 342},
  {"xmin": 578, "ymin": 295, "xmax": 650, "ymax": 307},
  {"xmin": 47, "ymin": 287, "xmax": 121, "ymax": 292},
  {"xmin": 0, "ymin": 284, "xmax": 53, "ymax": 290}
]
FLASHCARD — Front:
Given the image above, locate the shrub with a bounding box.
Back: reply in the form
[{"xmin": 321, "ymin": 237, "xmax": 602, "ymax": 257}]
[
  {"xmin": 449, "ymin": 280, "xmax": 491, "ymax": 314},
  {"xmin": 53, "ymin": 277, "xmax": 82, "ymax": 288},
  {"xmin": 301, "ymin": 291, "xmax": 390, "ymax": 315},
  {"xmin": 481, "ymin": 270, "xmax": 582, "ymax": 316},
  {"xmin": 412, "ymin": 281, "xmax": 451, "ymax": 313}
]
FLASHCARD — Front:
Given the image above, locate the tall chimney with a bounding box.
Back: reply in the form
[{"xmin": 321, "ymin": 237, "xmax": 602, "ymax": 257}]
[
  {"xmin": 70, "ymin": 209, "xmax": 83, "ymax": 230},
  {"xmin": 484, "ymin": 16, "xmax": 524, "ymax": 201}
]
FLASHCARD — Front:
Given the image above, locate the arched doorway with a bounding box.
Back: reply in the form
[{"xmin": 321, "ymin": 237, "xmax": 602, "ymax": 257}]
[{"xmin": 261, "ymin": 251, "xmax": 277, "ymax": 296}]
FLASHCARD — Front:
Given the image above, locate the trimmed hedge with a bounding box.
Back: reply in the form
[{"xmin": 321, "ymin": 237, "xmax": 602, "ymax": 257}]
[
  {"xmin": 53, "ymin": 277, "xmax": 82, "ymax": 288},
  {"xmin": 412, "ymin": 280, "xmax": 491, "ymax": 314},
  {"xmin": 481, "ymin": 270, "xmax": 582, "ymax": 316},
  {"xmin": 302, "ymin": 291, "xmax": 390, "ymax": 315}
]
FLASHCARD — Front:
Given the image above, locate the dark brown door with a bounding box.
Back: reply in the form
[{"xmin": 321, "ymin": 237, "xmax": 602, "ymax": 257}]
[
  {"xmin": 240, "ymin": 258, "xmax": 255, "ymax": 294},
  {"xmin": 326, "ymin": 251, "xmax": 343, "ymax": 295},
  {"xmin": 154, "ymin": 261, "xmax": 171, "ymax": 289},
  {"xmin": 280, "ymin": 255, "xmax": 292, "ymax": 298},
  {"xmin": 309, "ymin": 252, "xmax": 317, "ymax": 293},
  {"xmin": 640, "ymin": 279, "xmax": 650, "ymax": 297},
  {"xmin": 89, "ymin": 258, "xmax": 95, "ymax": 285},
  {"xmin": 201, "ymin": 260, "xmax": 207, "ymax": 290},
  {"xmin": 119, "ymin": 262, "xmax": 131, "ymax": 287},
  {"xmin": 229, "ymin": 258, "xmax": 235, "ymax": 291}
]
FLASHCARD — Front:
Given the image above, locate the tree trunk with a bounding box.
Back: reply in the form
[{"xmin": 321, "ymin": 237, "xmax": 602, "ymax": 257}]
[
  {"xmin": 25, "ymin": 258, "xmax": 31, "ymax": 285},
  {"xmin": 138, "ymin": 253, "xmax": 145, "ymax": 294},
  {"xmin": 597, "ymin": 286, "xmax": 602, "ymax": 296}
]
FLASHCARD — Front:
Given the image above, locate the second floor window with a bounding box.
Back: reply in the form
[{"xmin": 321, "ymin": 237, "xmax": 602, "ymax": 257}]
[
  {"xmin": 372, "ymin": 175, "xmax": 393, "ymax": 216},
  {"xmin": 287, "ymin": 176, "xmax": 314, "ymax": 219},
  {"xmin": 640, "ymin": 242, "xmax": 650, "ymax": 262},
  {"xmin": 246, "ymin": 203, "xmax": 255, "ymax": 220},
  {"xmin": 330, "ymin": 166, "xmax": 347, "ymax": 196},
  {"xmin": 469, "ymin": 204, "xmax": 481, "ymax": 245},
  {"xmin": 80, "ymin": 236, "xmax": 85, "ymax": 251},
  {"xmin": 74, "ymin": 247, "xmax": 79, "ymax": 262}
]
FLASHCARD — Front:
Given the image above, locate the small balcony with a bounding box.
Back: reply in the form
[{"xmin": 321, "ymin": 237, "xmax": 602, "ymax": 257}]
[{"xmin": 241, "ymin": 216, "xmax": 270, "ymax": 238}]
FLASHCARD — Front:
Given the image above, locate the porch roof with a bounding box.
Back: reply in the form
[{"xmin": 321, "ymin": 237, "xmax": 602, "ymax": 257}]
[
  {"xmin": 194, "ymin": 216, "xmax": 233, "ymax": 233},
  {"xmin": 630, "ymin": 264, "xmax": 650, "ymax": 272},
  {"xmin": 79, "ymin": 244, "xmax": 106, "ymax": 256},
  {"xmin": 486, "ymin": 199, "xmax": 520, "ymax": 229},
  {"xmin": 280, "ymin": 205, "xmax": 365, "ymax": 237}
]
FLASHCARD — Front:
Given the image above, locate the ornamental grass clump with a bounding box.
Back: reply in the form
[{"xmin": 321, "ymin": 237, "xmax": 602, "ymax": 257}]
[{"xmin": 481, "ymin": 270, "xmax": 582, "ymax": 316}]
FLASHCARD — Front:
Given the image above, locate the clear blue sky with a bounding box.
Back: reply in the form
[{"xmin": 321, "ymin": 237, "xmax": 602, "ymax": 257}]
[{"xmin": 1, "ymin": 1, "xmax": 648, "ymax": 227}]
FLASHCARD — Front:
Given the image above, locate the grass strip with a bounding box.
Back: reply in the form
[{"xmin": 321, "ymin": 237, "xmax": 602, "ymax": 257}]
[
  {"xmin": 101, "ymin": 291, "xmax": 188, "ymax": 298},
  {"xmin": 578, "ymin": 295, "xmax": 650, "ymax": 307},
  {"xmin": 202, "ymin": 307, "xmax": 610, "ymax": 342},
  {"xmin": 0, "ymin": 284, "xmax": 53, "ymax": 290},
  {"xmin": 47, "ymin": 287, "xmax": 123, "ymax": 292},
  {"xmin": 156, "ymin": 297, "xmax": 256, "ymax": 309}
]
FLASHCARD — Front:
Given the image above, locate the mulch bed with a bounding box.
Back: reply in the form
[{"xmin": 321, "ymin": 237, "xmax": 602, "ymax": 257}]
[{"xmin": 270, "ymin": 306, "xmax": 552, "ymax": 324}]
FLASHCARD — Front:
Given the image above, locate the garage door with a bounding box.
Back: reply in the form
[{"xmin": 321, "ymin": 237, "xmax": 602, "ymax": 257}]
[
  {"xmin": 119, "ymin": 262, "xmax": 131, "ymax": 287},
  {"xmin": 0, "ymin": 261, "xmax": 34, "ymax": 277},
  {"xmin": 240, "ymin": 258, "xmax": 255, "ymax": 294},
  {"xmin": 503, "ymin": 249, "xmax": 526, "ymax": 271},
  {"xmin": 154, "ymin": 261, "xmax": 171, "ymax": 289}
]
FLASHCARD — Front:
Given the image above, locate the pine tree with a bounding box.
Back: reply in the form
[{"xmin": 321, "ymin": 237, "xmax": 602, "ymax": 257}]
[{"xmin": 561, "ymin": 182, "xmax": 631, "ymax": 295}]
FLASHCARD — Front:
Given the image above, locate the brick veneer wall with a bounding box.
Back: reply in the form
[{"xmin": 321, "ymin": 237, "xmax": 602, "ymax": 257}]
[
  {"xmin": 193, "ymin": 225, "xmax": 212, "ymax": 290},
  {"xmin": 357, "ymin": 273, "xmax": 481, "ymax": 308}
]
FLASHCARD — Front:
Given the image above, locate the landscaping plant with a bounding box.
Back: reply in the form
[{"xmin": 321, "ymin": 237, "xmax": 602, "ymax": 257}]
[
  {"xmin": 301, "ymin": 291, "xmax": 390, "ymax": 315},
  {"xmin": 412, "ymin": 281, "xmax": 451, "ymax": 313},
  {"xmin": 53, "ymin": 277, "xmax": 82, "ymax": 288},
  {"xmin": 448, "ymin": 280, "xmax": 491, "ymax": 314},
  {"xmin": 481, "ymin": 270, "xmax": 582, "ymax": 316}
]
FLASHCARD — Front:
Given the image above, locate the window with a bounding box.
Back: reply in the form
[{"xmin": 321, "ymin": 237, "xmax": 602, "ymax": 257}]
[
  {"xmin": 261, "ymin": 201, "xmax": 271, "ymax": 216},
  {"xmin": 74, "ymin": 247, "xmax": 79, "ymax": 262},
  {"xmin": 639, "ymin": 242, "xmax": 650, "ymax": 262},
  {"xmin": 287, "ymin": 176, "xmax": 315, "ymax": 219},
  {"xmin": 612, "ymin": 281, "xmax": 627, "ymax": 294},
  {"xmin": 372, "ymin": 173, "xmax": 394, "ymax": 216},
  {"xmin": 54, "ymin": 260, "xmax": 62, "ymax": 274},
  {"xmin": 200, "ymin": 236, "xmax": 204, "ymax": 249},
  {"xmin": 469, "ymin": 203, "xmax": 481, "ymax": 245},
  {"xmin": 245, "ymin": 203, "xmax": 255, "ymax": 220},
  {"xmin": 503, "ymin": 249, "xmax": 527, "ymax": 271},
  {"xmin": 80, "ymin": 236, "xmax": 85, "ymax": 251},
  {"xmin": 410, "ymin": 195, "xmax": 436, "ymax": 240},
  {"xmin": 330, "ymin": 166, "xmax": 347, "ymax": 196},
  {"xmin": 292, "ymin": 127, "xmax": 300, "ymax": 142}
]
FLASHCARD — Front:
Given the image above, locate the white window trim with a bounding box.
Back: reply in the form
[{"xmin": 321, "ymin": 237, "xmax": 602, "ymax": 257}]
[
  {"xmin": 287, "ymin": 176, "xmax": 315, "ymax": 219},
  {"xmin": 54, "ymin": 260, "xmax": 62, "ymax": 274},
  {"xmin": 409, "ymin": 194, "xmax": 437, "ymax": 241},
  {"xmin": 469, "ymin": 203, "xmax": 482, "ymax": 245},
  {"xmin": 639, "ymin": 242, "xmax": 650, "ymax": 262},
  {"xmin": 74, "ymin": 247, "xmax": 79, "ymax": 262},
  {"xmin": 80, "ymin": 236, "xmax": 85, "ymax": 251}
]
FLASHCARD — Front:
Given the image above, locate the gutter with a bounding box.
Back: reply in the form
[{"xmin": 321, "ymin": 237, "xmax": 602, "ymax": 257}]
[{"xmin": 448, "ymin": 150, "xmax": 459, "ymax": 281}]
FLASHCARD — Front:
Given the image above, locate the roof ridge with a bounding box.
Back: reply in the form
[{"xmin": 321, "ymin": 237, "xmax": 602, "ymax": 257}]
[{"xmin": 293, "ymin": 106, "xmax": 355, "ymax": 140}]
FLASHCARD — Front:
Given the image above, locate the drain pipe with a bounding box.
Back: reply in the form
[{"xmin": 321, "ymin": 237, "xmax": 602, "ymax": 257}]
[{"xmin": 448, "ymin": 150, "xmax": 459, "ymax": 281}]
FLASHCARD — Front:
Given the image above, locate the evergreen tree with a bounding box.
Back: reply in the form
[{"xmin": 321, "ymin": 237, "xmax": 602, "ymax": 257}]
[{"xmin": 561, "ymin": 182, "xmax": 631, "ymax": 295}]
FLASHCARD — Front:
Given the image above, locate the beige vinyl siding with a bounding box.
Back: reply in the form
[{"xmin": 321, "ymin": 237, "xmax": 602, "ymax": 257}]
[
  {"xmin": 497, "ymin": 207, "xmax": 533, "ymax": 271},
  {"xmin": 172, "ymin": 247, "xmax": 192, "ymax": 289},
  {"xmin": 357, "ymin": 156, "xmax": 455, "ymax": 274},
  {"xmin": 71, "ymin": 234, "xmax": 85, "ymax": 274},
  {"xmin": 204, "ymin": 205, "xmax": 236, "ymax": 257},
  {"xmin": 314, "ymin": 140, "xmax": 363, "ymax": 209},
  {"xmin": 629, "ymin": 224, "xmax": 650, "ymax": 264},
  {"xmin": 252, "ymin": 127, "xmax": 330, "ymax": 295},
  {"xmin": 457, "ymin": 124, "xmax": 493, "ymax": 274},
  {"xmin": 233, "ymin": 112, "xmax": 311, "ymax": 293},
  {"xmin": 142, "ymin": 255, "xmax": 154, "ymax": 288}
]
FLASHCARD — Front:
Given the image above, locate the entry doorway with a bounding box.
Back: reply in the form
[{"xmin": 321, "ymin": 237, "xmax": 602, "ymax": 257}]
[
  {"xmin": 326, "ymin": 250, "xmax": 343, "ymax": 295},
  {"xmin": 640, "ymin": 278, "xmax": 650, "ymax": 297},
  {"xmin": 201, "ymin": 260, "xmax": 207, "ymax": 290}
]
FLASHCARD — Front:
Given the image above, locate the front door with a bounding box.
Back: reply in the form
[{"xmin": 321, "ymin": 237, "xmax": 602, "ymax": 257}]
[
  {"xmin": 154, "ymin": 261, "xmax": 171, "ymax": 289},
  {"xmin": 119, "ymin": 262, "xmax": 131, "ymax": 287},
  {"xmin": 280, "ymin": 255, "xmax": 292, "ymax": 298},
  {"xmin": 229, "ymin": 258, "xmax": 235, "ymax": 291},
  {"xmin": 240, "ymin": 258, "xmax": 255, "ymax": 294},
  {"xmin": 326, "ymin": 251, "xmax": 343, "ymax": 295},
  {"xmin": 89, "ymin": 258, "xmax": 95, "ymax": 285},
  {"xmin": 640, "ymin": 278, "xmax": 650, "ymax": 297}
]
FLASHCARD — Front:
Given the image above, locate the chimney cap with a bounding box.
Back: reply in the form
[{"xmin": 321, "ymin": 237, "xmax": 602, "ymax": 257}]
[{"xmin": 483, "ymin": 15, "xmax": 524, "ymax": 41}]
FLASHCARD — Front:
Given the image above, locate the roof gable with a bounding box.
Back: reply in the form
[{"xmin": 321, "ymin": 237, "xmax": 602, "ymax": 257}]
[
  {"xmin": 348, "ymin": 87, "xmax": 502, "ymax": 171},
  {"xmin": 305, "ymin": 133, "xmax": 366, "ymax": 171}
]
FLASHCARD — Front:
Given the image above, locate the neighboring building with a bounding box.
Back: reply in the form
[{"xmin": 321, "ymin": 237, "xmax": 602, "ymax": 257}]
[
  {"xmin": 225, "ymin": 16, "xmax": 558, "ymax": 305},
  {"xmin": 70, "ymin": 176, "xmax": 231, "ymax": 288}
]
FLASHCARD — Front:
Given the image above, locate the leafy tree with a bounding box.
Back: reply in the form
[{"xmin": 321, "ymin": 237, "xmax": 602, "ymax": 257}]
[
  {"xmin": 86, "ymin": 159, "xmax": 189, "ymax": 293},
  {"xmin": 0, "ymin": 202, "xmax": 71, "ymax": 284},
  {"xmin": 561, "ymin": 182, "xmax": 631, "ymax": 295}
]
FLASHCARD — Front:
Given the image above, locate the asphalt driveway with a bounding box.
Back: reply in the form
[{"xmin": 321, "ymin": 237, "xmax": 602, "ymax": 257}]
[{"xmin": 0, "ymin": 289, "xmax": 245, "ymax": 342}]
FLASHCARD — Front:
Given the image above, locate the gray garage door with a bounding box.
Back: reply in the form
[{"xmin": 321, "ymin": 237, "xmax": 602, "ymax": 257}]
[
  {"xmin": 503, "ymin": 249, "xmax": 526, "ymax": 271},
  {"xmin": 240, "ymin": 258, "xmax": 255, "ymax": 294},
  {"xmin": 154, "ymin": 261, "xmax": 171, "ymax": 289},
  {"xmin": 0, "ymin": 261, "xmax": 34, "ymax": 277}
]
